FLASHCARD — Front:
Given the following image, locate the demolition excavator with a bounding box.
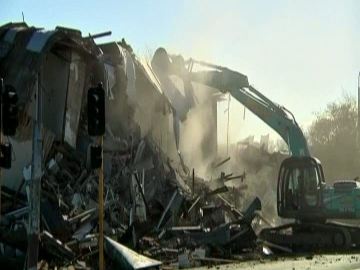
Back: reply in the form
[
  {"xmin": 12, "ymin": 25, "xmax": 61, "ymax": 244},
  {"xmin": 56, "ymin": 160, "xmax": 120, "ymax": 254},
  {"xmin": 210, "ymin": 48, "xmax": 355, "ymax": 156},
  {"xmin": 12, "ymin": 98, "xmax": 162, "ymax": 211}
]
[{"xmin": 152, "ymin": 48, "xmax": 360, "ymax": 250}]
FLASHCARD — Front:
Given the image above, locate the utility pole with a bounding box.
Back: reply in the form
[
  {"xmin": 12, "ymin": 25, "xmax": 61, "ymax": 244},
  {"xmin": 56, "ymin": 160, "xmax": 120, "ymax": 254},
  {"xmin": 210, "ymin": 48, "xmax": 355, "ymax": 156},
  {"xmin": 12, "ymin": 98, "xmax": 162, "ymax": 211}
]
[
  {"xmin": 27, "ymin": 73, "xmax": 43, "ymax": 270},
  {"xmin": 226, "ymin": 93, "xmax": 231, "ymax": 156},
  {"xmin": 358, "ymin": 72, "xmax": 360, "ymax": 149}
]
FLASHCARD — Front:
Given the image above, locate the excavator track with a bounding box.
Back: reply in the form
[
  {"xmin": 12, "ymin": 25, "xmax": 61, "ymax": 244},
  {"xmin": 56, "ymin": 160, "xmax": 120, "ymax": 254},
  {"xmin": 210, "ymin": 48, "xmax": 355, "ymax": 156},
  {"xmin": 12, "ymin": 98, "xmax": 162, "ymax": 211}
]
[{"xmin": 259, "ymin": 222, "xmax": 360, "ymax": 252}]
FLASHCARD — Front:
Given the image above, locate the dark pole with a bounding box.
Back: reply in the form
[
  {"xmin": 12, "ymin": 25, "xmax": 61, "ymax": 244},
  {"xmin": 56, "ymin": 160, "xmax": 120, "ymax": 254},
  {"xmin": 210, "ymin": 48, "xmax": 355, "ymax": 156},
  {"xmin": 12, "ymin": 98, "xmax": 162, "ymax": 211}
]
[
  {"xmin": 192, "ymin": 168, "xmax": 195, "ymax": 198},
  {"xmin": 0, "ymin": 78, "xmax": 3, "ymax": 222},
  {"xmin": 358, "ymin": 72, "xmax": 360, "ymax": 149}
]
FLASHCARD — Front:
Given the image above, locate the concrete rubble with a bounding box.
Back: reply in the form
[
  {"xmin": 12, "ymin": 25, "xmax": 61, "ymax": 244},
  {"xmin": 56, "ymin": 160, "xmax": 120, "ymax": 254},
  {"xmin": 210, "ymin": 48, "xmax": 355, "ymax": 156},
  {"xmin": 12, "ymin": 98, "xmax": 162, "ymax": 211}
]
[{"xmin": 0, "ymin": 22, "xmax": 286, "ymax": 269}]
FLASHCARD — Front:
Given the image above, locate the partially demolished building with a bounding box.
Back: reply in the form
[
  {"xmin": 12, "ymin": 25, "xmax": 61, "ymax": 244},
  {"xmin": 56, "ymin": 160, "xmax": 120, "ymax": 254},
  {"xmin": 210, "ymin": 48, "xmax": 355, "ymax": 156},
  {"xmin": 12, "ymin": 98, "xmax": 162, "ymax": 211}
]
[{"xmin": 0, "ymin": 22, "xmax": 279, "ymax": 269}]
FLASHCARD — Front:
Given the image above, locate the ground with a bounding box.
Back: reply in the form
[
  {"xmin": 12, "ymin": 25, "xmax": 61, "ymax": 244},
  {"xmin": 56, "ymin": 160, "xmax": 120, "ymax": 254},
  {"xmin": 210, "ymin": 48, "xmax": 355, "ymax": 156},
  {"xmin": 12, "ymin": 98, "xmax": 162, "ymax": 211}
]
[{"xmin": 191, "ymin": 254, "xmax": 360, "ymax": 270}]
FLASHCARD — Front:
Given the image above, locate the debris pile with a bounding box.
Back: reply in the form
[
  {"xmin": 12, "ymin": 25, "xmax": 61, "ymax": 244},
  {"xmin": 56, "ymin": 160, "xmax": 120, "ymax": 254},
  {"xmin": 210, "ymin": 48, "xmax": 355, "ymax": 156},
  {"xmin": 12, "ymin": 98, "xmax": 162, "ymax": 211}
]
[
  {"xmin": 0, "ymin": 22, "xmax": 283, "ymax": 269},
  {"xmin": 1, "ymin": 135, "xmax": 267, "ymax": 269}
]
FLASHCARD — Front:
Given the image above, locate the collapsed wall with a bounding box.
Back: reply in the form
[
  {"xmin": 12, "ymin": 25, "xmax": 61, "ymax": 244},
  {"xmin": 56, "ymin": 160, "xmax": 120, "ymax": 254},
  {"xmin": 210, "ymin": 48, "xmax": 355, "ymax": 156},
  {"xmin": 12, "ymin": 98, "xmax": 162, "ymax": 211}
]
[{"xmin": 0, "ymin": 23, "xmax": 103, "ymax": 192}]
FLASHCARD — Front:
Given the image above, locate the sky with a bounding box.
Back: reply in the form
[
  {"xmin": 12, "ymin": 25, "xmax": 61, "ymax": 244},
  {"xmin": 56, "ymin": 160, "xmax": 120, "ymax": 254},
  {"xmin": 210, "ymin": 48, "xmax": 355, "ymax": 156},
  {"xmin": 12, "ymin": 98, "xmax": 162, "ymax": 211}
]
[{"xmin": 1, "ymin": 0, "xmax": 360, "ymax": 145}]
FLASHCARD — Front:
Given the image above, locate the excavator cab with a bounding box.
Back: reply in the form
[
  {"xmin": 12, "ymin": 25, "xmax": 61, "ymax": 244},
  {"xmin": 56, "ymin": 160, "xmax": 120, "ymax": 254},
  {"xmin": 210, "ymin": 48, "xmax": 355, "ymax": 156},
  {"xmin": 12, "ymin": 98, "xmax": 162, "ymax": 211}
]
[{"xmin": 277, "ymin": 156, "xmax": 326, "ymax": 221}]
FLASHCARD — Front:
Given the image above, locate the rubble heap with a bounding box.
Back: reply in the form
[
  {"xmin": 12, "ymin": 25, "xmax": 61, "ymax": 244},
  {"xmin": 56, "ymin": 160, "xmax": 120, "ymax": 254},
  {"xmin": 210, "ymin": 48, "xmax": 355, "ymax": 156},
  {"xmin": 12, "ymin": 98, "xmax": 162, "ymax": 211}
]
[{"xmin": 0, "ymin": 23, "xmax": 282, "ymax": 269}]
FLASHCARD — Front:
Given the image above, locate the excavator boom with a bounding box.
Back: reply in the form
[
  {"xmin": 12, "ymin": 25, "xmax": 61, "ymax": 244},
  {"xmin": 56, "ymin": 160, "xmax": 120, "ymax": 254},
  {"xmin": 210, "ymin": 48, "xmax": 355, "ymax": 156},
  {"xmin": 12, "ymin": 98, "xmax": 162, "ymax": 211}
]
[{"xmin": 187, "ymin": 59, "xmax": 309, "ymax": 156}]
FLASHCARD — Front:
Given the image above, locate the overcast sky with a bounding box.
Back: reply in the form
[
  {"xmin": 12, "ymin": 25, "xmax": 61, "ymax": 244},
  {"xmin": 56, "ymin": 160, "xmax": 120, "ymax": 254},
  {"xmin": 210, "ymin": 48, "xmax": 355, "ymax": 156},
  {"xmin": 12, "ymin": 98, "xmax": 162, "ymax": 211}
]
[{"xmin": 2, "ymin": 0, "xmax": 360, "ymax": 144}]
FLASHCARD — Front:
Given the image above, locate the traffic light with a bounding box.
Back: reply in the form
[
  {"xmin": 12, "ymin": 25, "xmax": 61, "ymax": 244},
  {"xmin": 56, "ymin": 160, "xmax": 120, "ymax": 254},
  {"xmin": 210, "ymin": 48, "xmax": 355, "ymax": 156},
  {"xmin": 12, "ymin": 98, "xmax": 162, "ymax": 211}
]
[
  {"xmin": 2, "ymin": 85, "xmax": 18, "ymax": 136},
  {"xmin": 87, "ymin": 83, "xmax": 105, "ymax": 136},
  {"xmin": 0, "ymin": 143, "xmax": 12, "ymax": 169}
]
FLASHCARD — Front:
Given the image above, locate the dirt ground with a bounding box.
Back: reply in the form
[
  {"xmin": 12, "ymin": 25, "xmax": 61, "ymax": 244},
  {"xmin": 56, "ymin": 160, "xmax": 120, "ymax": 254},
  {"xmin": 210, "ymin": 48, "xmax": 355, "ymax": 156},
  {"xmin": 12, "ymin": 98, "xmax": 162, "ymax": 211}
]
[{"xmin": 190, "ymin": 253, "xmax": 360, "ymax": 270}]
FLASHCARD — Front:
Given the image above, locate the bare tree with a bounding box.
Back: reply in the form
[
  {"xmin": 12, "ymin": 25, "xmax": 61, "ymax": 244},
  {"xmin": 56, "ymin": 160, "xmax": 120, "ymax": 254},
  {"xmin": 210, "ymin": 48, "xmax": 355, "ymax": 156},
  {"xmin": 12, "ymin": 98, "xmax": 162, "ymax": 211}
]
[{"xmin": 308, "ymin": 94, "xmax": 359, "ymax": 182}]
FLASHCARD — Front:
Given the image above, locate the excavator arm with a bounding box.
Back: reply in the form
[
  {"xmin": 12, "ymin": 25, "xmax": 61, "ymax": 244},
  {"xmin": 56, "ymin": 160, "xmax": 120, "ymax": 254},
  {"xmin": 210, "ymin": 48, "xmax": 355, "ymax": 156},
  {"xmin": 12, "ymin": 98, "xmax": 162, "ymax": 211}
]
[{"xmin": 186, "ymin": 59, "xmax": 309, "ymax": 156}]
